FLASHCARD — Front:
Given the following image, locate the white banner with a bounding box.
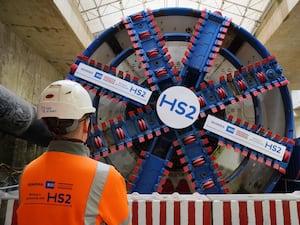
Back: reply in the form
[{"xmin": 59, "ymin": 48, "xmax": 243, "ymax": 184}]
[
  {"xmin": 74, "ymin": 63, "xmax": 152, "ymax": 105},
  {"xmin": 204, "ymin": 115, "xmax": 286, "ymax": 161}
]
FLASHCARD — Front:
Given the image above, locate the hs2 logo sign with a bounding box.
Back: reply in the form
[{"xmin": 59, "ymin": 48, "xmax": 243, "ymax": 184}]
[{"xmin": 156, "ymin": 86, "xmax": 200, "ymax": 129}]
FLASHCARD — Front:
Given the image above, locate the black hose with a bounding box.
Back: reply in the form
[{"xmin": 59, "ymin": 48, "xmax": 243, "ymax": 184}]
[{"xmin": 0, "ymin": 85, "xmax": 53, "ymax": 146}]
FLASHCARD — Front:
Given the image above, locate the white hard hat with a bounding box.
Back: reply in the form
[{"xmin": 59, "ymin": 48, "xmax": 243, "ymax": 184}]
[{"xmin": 37, "ymin": 80, "xmax": 96, "ymax": 120}]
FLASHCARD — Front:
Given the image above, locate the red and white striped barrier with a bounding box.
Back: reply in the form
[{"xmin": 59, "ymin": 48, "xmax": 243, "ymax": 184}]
[
  {"xmin": 2, "ymin": 191, "xmax": 300, "ymax": 224},
  {"xmin": 2, "ymin": 199, "xmax": 18, "ymax": 225},
  {"xmin": 209, "ymin": 192, "xmax": 300, "ymax": 225},
  {"xmin": 128, "ymin": 193, "xmax": 211, "ymax": 225}
]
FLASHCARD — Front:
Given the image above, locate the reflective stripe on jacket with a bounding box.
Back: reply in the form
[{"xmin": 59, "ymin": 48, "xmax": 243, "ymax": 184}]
[{"xmin": 17, "ymin": 140, "xmax": 130, "ymax": 225}]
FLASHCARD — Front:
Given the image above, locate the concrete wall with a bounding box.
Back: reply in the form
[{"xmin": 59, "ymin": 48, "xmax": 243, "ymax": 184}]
[{"xmin": 0, "ymin": 21, "xmax": 63, "ymax": 168}]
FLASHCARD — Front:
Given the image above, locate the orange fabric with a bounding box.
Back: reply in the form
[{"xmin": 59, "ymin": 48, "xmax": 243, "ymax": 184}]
[
  {"xmin": 98, "ymin": 167, "xmax": 130, "ymax": 225},
  {"xmin": 17, "ymin": 151, "xmax": 129, "ymax": 225}
]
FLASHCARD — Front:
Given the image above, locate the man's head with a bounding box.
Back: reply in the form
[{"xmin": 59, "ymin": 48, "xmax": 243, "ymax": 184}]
[{"xmin": 37, "ymin": 80, "xmax": 96, "ymax": 141}]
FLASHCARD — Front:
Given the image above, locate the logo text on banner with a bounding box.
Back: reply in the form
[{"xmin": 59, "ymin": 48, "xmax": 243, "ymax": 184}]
[
  {"xmin": 203, "ymin": 114, "xmax": 286, "ymax": 161},
  {"xmin": 74, "ymin": 63, "xmax": 152, "ymax": 105}
]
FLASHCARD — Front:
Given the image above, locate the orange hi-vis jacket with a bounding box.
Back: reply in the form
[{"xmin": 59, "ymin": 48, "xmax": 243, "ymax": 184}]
[{"xmin": 17, "ymin": 140, "xmax": 130, "ymax": 225}]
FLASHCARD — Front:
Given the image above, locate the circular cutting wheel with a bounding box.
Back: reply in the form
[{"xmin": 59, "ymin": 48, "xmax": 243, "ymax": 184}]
[{"xmin": 67, "ymin": 8, "xmax": 294, "ymax": 194}]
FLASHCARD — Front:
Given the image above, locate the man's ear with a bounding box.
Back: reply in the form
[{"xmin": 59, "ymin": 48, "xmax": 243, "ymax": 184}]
[{"xmin": 83, "ymin": 119, "xmax": 89, "ymax": 133}]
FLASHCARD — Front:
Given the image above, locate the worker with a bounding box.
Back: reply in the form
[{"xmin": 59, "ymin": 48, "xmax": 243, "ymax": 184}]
[{"xmin": 17, "ymin": 79, "xmax": 130, "ymax": 225}]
